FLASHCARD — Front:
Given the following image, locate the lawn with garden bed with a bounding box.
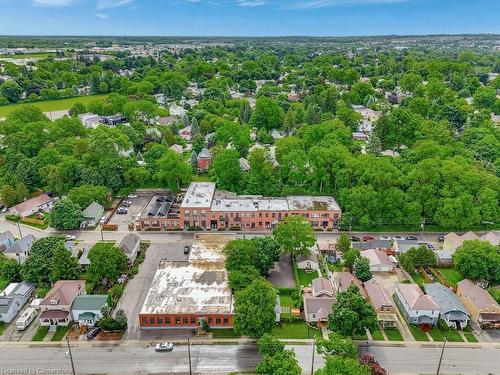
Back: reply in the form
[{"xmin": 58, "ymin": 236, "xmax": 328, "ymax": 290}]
[
  {"xmin": 437, "ymin": 268, "xmax": 463, "ymax": 287},
  {"xmin": 296, "ymin": 269, "xmax": 319, "ymax": 287},
  {"xmin": 271, "ymin": 322, "xmax": 322, "ymax": 339},
  {"xmin": 463, "ymin": 326, "xmax": 478, "ymax": 343}
]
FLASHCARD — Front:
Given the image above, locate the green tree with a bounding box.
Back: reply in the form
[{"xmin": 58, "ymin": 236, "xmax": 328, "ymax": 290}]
[
  {"xmin": 50, "ymin": 244, "xmax": 80, "ymax": 282},
  {"xmin": 70, "ymin": 102, "xmax": 87, "ymax": 117},
  {"xmin": 87, "ymin": 245, "xmax": 128, "ymax": 286},
  {"xmin": 366, "ymin": 134, "xmax": 382, "ymax": 155},
  {"xmin": 0, "ymin": 81, "xmax": 22, "ymax": 103},
  {"xmin": 224, "ymin": 239, "xmax": 257, "ymax": 272},
  {"xmin": 252, "ymin": 237, "xmax": 281, "ymax": 275},
  {"xmin": 328, "ymin": 285, "xmax": 378, "ymax": 337},
  {"xmin": 453, "ymin": 240, "xmax": 500, "ymax": 283},
  {"xmin": 342, "ymin": 249, "xmax": 360, "ymax": 272},
  {"xmin": 336, "ymin": 234, "xmax": 351, "ymax": 254},
  {"xmin": 155, "ymin": 149, "xmax": 192, "ymax": 192},
  {"xmin": 21, "ymin": 236, "xmax": 66, "ymax": 284},
  {"xmin": 256, "ymin": 349, "xmax": 301, "ymax": 375},
  {"xmin": 316, "ymin": 332, "xmax": 358, "ymax": 358},
  {"xmin": 305, "ymin": 103, "xmax": 323, "ymax": 124},
  {"xmin": 212, "ymin": 148, "xmax": 241, "ymax": 191},
  {"xmin": 250, "ymin": 97, "xmax": 285, "ymax": 130},
  {"xmin": 315, "ymin": 355, "xmax": 371, "ymax": 375},
  {"xmin": 258, "ymin": 333, "xmax": 285, "ymax": 356},
  {"xmin": 49, "ymin": 198, "xmax": 83, "ymax": 230},
  {"xmin": 0, "ymin": 258, "xmax": 21, "ymax": 282},
  {"xmin": 228, "ymin": 267, "xmax": 260, "ymax": 292},
  {"xmin": 353, "ymin": 257, "xmax": 372, "ymax": 282},
  {"xmin": 67, "ymin": 185, "xmax": 109, "ymax": 209},
  {"xmin": 234, "ymin": 278, "xmax": 277, "ymax": 338},
  {"xmin": 273, "ymin": 215, "xmax": 316, "ymax": 259}
]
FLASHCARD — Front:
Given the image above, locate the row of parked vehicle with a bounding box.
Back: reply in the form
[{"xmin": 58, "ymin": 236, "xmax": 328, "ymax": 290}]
[{"xmin": 349, "ymin": 235, "xmax": 419, "ymax": 242}]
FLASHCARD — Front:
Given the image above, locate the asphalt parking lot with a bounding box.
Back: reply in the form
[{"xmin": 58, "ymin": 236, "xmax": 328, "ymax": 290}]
[
  {"xmin": 117, "ymin": 240, "xmax": 193, "ymax": 340},
  {"xmin": 267, "ymin": 253, "xmax": 296, "ymax": 288},
  {"xmin": 108, "ymin": 193, "xmax": 152, "ymax": 231}
]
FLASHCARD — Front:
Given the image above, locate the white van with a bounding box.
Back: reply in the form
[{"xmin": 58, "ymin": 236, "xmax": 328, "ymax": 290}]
[{"xmin": 16, "ymin": 308, "xmax": 37, "ymax": 331}]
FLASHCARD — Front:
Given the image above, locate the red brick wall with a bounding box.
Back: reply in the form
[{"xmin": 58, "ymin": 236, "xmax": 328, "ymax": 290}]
[{"xmin": 139, "ymin": 313, "xmax": 233, "ymax": 328}]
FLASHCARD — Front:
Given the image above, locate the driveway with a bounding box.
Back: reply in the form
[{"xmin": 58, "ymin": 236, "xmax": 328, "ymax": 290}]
[
  {"xmin": 108, "ymin": 193, "xmax": 153, "ymax": 231},
  {"xmin": 117, "ymin": 240, "xmax": 193, "ymax": 340},
  {"xmin": 267, "ymin": 253, "xmax": 296, "ymax": 288}
]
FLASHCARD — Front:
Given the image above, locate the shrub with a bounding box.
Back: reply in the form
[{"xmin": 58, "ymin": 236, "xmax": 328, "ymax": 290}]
[
  {"xmin": 102, "ymin": 224, "xmax": 118, "ymax": 231},
  {"xmin": 438, "ymin": 319, "xmax": 449, "ymax": 332}
]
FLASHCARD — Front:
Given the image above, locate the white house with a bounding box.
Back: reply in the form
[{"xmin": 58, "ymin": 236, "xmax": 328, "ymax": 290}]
[
  {"xmin": 71, "ymin": 295, "xmax": 108, "ymax": 327},
  {"xmin": 296, "ymin": 249, "xmax": 319, "ymax": 271},
  {"xmin": 0, "ymin": 282, "xmax": 35, "ymax": 323},
  {"xmin": 395, "ymin": 284, "xmax": 439, "ymax": 327},
  {"xmin": 118, "ymin": 233, "xmax": 141, "ymax": 264},
  {"xmin": 78, "ymin": 113, "xmax": 101, "ymax": 129},
  {"xmin": 360, "ymin": 249, "xmax": 395, "ymax": 273}
]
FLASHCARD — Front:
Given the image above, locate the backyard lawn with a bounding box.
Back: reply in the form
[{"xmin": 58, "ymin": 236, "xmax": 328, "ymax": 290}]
[
  {"xmin": 411, "ymin": 272, "xmax": 425, "ymax": 287},
  {"xmin": 438, "ymin": 268, "xmax": 463, "ymax": 287},
  {"xmin": 371, "ymin": 329, "xmax": 385, "ymax": 341},
  {"xmin": 211, "ymin": 329, "xmax": 241, "ymax": 338},
  {"xmin": 271, "ymin": 322, "xmax": 322, "ymax": 339},
  {"xmin": 408, "ymin": 325, "xmax": 429, "ymax": 341},
  {"xmin": 51, "ymin": 326, "xmax": 70, "ymax": 341},
  {"xmin": 384, "ymin": 328, "xmax": 404, "ymax": 341},
  {"xmin": 297, "ymin": 269, "xmax": 319, "ymax": 287},
  {"xmin": 32, "ymin": 326, "xmax": 49, "ymax": 341},
  {"xmin": 0, "ymin": 94, "xmax": 109, "ymax": 117}
]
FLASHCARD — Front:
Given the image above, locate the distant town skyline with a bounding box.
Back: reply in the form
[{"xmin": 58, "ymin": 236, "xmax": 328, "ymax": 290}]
[{"xmin": 0, "ymin": 0, "xmax": 499, "ymax": 36}]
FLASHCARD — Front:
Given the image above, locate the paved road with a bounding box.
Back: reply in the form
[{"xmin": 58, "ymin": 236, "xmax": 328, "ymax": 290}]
[{"xmin": 0, "ymin": 343, "xmax": 499, "ymax": 375}]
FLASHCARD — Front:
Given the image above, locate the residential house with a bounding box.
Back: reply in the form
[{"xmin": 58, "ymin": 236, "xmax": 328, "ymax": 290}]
[
  {"xmin": 197, "ymin": 148, "xmax": 212, "ymax": 172},
  {"xmin": 296, "ymin": 250, "xmax": 319, "ymax": 271},
  {"xmin": 156, "ymin": 116, "xmax": 176, "ymax": 126},
  {"xmin": 0, "ymin": 231, "xmax": 15, "ymax": 249},
  {"xmin": 352, "ymin": 132, "xmax": 369, "ymax": 142},
  {"xmin": 81, "ymin": 202, "xmax": 104, "ymax": 229},
  {"xmin": 78, "ymin": 247, "xmax": 91, "ymax": 270},
  {"xmin": 71, "ymin": 294, "xmax": 108, "ymax": 327},
  {"xmin": 0, "ymin": 282, "xmax": 35, "ymax": 323},
  {"xmin": 39, "ymin": 280, "xmax": 86, "ymax": 327},
  {"xmin": 2, "ymin": 234, "xmax": 36, "ymax": 263},
  {"xmin": 424, "ymin": 283, "xmax": 470, "ymax": 329},
  {"xmin": 393, "ymin": 240, "xmax": 420, "ymax": 254},
  {"xmin": 78, "ymin": 113, "xmax": 100, "ymax": 129},
  {"xmin": 11, "ymin": 193, "xmax": 55, "ymax": 217},
  {"xmin": 118, "ymin": 233, "xmax": 141, "ymax": 264},
  {"xmin": 178, "ymin": 125, "xmax": 191, "ymax": 141},
  {"xmin": 394, "ymin": 284, "xmax": 439, "ymax": 327},
  {"xmin": 332, "ymin": 272, "xmax": 367, "ymax": 298},
  {"xmin": 364, "ymin": 279, "xmax": 397, "ymax": 328},
  {"xmin": 170, "ymin": 144, "xmax": 183, "ymax": 154},
  {"xmin": 434, "ymin": 249, "xmax": 454, "ymax": 266},
  {"xmin": 303, "ymin": 277, "xmax": 336, "ymax": 324},
  {"xmin": 360, "ymin": 249, "xmax": 395, "ymax": 273},
  {"xmin": 239, "ymin": 157, "xmax": 250, "ymax": 172},
  {"xmin": 353, "ymin": 240, "xmax": 393, "ymax": 252},
  {"xmin": 443, "ymin": 232, "xmax": 480, "ymax": 252},
  {"xmin": 480, "ymin": 231, "xmax": 500, "ymax": 246},
  {"xmin": 456, "ymin": 279, "xmax": 500, "ymax": 329}
]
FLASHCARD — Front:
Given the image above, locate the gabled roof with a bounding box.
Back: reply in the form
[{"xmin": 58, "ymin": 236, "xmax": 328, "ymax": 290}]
[
  {"xmin": 4, "ymin": 234, "xmax": 35, "ymax": 254},
  {"xmin": 72, "ymin": 294, "xmax": 107, "ymax": 311},
  {"xmin": 334, "ymin": 272, "xmax": 367, "ymax": 298},
  {"xmin": 0, "ymin": 231, "xmax": 14, "ymax": 243},
  {"xmin": 424, "ymin": 283, "xmax": 469, "ymax": 316},
  {"xmin": 297, "ymin": 250, "xmax": 318, "ymax": 265},
  {"xmin": 480, "ymin": 231, "xmax": 500, "ymax": 245},
  {"xmin": 303, "ymin": 296, "xmax": 335, "ymax": 318},
  {"xmin": 197, "ymin": 148, "xmax": 212, "ymax": 159},
  {"xmin": 311, "ymin": 277, "xmax": 334, "ymax": 297},
  {"xmin": 41, "ymin": 280, "xmax": 85, "ymax": 307},
  {"xmin": 11, "ymin": 194, "xmax": 53, "ymax": 214},
  {"xmin": 396, "ymin": 283, "xmax": 438, "ymax": 311},
  {"xmin": 118, "ymin": 233, "xmax": 140, "ymax": 256},
  {"xmin": 364, "ymin": 279, "xmax": 394, "ymax": 310},
  {"xmin": 457, "ymin": 279, "xmax": 500, "ymax": 311},
  {"xmin": 361, "ymin": 249, "xmax": 394, "ymax": 268},
  {"xmin": 82, "ymin": 202, "xmax": 104, "ymax": 220}
]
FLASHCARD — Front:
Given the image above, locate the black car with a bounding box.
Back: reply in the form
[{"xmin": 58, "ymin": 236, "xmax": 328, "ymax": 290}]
[
  {"xmin": 349, "ymin": 236, "xmax": 361, "ymax": 242},
  {"xmin": 116, "ymin": 208, "xmax": 128, "ymax": 214},
  {"xmin": 86, "ymin": 327, "xmax": 101, "ymax": 340},
  {"xmin": 184, "ymin": 245, "xmax": 190, "ymax": 254},
  {"xmin": 405, "ymin": 236, "xmax": 418, "ymax": 241},
  {"xmin": 437, "ymin": 236, "xmax": 445, "ymax": 242}
]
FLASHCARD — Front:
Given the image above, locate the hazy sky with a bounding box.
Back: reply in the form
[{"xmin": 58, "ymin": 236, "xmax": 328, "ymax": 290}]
[{"xmin": 0, "ymin": 0, "xmax": 499, "ymax": 36}]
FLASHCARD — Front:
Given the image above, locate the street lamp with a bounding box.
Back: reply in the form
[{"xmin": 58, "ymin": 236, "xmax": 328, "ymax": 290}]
[{"xmin": 65, "ymin": 336, "xmax": 76, "ymax": 375}]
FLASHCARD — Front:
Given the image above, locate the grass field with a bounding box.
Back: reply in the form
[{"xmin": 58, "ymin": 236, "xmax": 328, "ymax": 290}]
[
  {"xmin": 384, "ymin": 328, "xmax": 404, "ymax": 341},
  {"xmin": 0, "ymin": 94, "xmax": 108, "ymax": 117},
  {"xmin": 296, "ymin": 269, "xmax": 319, "ymax": 287},
  {"xmin": 0, "ymin": 53, "xmax": 55, "ymax": 59},
  {"xmin": 438, "ymin": 268, "xmax": 463, "ymax": 287},
  {"xmin": 32, "ymin": 326, "xmax": 49, "ymax": 341},
  {"xmin": 371, "ymin": 329, "xmax": 385, "ymax": 341},
  {"xmin": 408, "ymin": 325, "xmax": 429, "ymax": 341},
  {"xmin": 211, "ymin": 329, "xmax": 241, "ymax": 338},
  {"xmin": 51, "ymin": 326, "xmax": 70, "ymax": 341},
  {"xmin": 271, "ymin": 322, "xmax": 322, "ymax": 339}
]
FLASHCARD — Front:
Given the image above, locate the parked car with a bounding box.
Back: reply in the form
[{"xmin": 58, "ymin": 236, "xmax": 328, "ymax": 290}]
[
  {"xmin": 1, "ymin": 207, "xmax": 8, "ymax": 213},
  {"xmin": 392, "ymin": 236, "xmax": 405, "ymax": 241},
  {"xmin": 65, "ymin": 235, "xmax": 76, "ymax": 241},
  {"xmin": 117, "ymin": 208, "xmax": 128, "ymax": 214},
  {"xmin": 427, "ymin": 243, "xmax": 435, "ymax": 249},
  {"xmin": 86, "ymin": 327, "xmax": 101, "ymax": 340},
  {"xmin": 378, "ymin": 235, "xmax": 391, "ymax": 241},
  {"xmin": 437, "ymin": 236, "xmax": 445, "ymax": 242},
  {"xmin": 127, "ymin": 194, "xmax": 138, "ymax": 199},
  {"xmin": 349, "ymin": 236, "xmax": 361, "ymax": 242},
  {"xmin": 405, "ymin": 235, "xmax": 418, "ymax": 241},
  {"xmin": 121, "ymin": 200, "xmax": 132, "ymax": 207},
  {"xmin": 363, "ymin": 236, "xmax": 374, "ymax": 242},
  {"xmin": 184, "ymin": 245, "xmax": 190, "ymax": 254},
  {"xmin": 155, "ymin": 342, "xmax": 174, "ymax": 352},
  {"xmin": 99, "ymin": 216, "xmax": 107, "ymax": 224}
]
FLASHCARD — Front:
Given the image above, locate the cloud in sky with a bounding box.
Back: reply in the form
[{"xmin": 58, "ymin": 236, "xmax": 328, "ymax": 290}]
[
  {"xmin": 31, "ymin": 0, "xmax": 134, "ymax": 8},
  {"xmin": 182, "ymin": 0, "xmax": 411, "ymax": 8},
  {"xmin": 95, "ymin": 12, "xmax": 107, "ymax": 18}
]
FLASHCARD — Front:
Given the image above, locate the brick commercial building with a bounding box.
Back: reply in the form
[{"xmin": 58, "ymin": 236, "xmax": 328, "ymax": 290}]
[
  {"xmin": 139, "ymin": 234, "xmax": 234, "ymax": 329},
  {"xmin": 137, "ymin": 182, "xmax": 342, "ymax": 231}
]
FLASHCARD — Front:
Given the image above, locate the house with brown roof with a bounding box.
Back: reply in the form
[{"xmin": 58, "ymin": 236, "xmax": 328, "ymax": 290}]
[
  {"xmin": 332, "ymin": 272, "xmax": 367, "ymax": 298},
  {"xmin": 456, "ymin": 279, "xmax": 500, "ymax": 329},
  {"xmin": 364, "ymin": 279, "xmax": 397, "ymax": 328},
  {"xmin": 442, "ymin": 232, "xmax": 480, "ymax": 252},
  {"xmin": 303, "ymin": 277, "xmax": 336, "ymax": 324},
  {"xmin": 39, "ymin": 280, "xmax": 85, "ymax": 327},
  {"xmin": 394, "ymin": 284, "xmax": 439, "ymax": 327},
  {"xmin": 10, "ymin": 194, "xmax": 55, "ymax": 217},
  {"xmin": 360, "ymin": 249, "xmax": 395, "ymax": 273}
]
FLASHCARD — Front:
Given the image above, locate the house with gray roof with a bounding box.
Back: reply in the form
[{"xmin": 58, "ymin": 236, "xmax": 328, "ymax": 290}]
[
  {"xmin": 424, "ymin": 283, "xmax": 470, "ymax": 329},
  {"xmin": 353, "ymin": 240, "xmax": 392, "ymax": 251},
  {"xmin": 0, "ymin": 231, "xmax": 15, "ymax": 249},
  {"xmin": 395, "ymin": 283, "xmax": 439, "ymax": 327},
  {"xmin": 81, "ymin": 202, "xmax": 104, "ymax": 229},
  {"xmin": 0, "ymin": 282, "xmax": 35, "ymax": 323},
  {"xmin": 2, "ymin": 234, "xmax": 36, "ymax": 263},
  {"xmin": 118, "ymin": 233, "xmax": 141, "ymax": 264},
  {"xmin": 303, "ymin": 277, "xmax": 336, "ymax": 325},
  {"xmin": 71, "ymin": 294, "xmax": 108, "ymax": 327}
]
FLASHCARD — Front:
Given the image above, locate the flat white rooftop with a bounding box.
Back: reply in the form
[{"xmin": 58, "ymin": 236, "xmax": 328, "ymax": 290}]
[
  {"xmin": 287, "ymin": 196, "xmax": 341, "ymax": 211},
  {"xmin": 140, "ymin": 234, "xmax": 234, "ymax": 315},
  {"xmin": 181, "ymin": 182, "xmax": 216, "ymax": 209},
  {"xmin": 211, "ymin": 197, "xmax": 289, "ymax": 212}
]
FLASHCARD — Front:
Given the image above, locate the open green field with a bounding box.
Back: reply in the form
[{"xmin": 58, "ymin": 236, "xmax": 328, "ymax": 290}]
[
  {"xmin": 0, "ymin": 94, "xmax": 108, "ymax": 117},
  {"xmin": 0, "ymin": 53, "xmax": 55, "ymax": 59}
]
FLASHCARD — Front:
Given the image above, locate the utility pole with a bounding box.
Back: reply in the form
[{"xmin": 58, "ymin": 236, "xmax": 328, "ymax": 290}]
[
  {"xmin": 66, "ymin": 336, "xmax": 76, "ymax": 375},
  {"xmin": 17, "ymin": 220, "xmax": 22, "ymax": 238},
  {"xmin": 100, "ymin": 224, "xmax": 104, "ymax": 241},
  {"xmin": 420, "ymin": 217, "xmax": 425, "ymax": 241},
  {"xmin": 436, "ymin": 337, "xmax": 447, "ymax": 375},
  {"xmin": 310, "ymin": 340, "xmax": 315, "ymax": 375},
  {"xmin": 187, "ymin": 337, "xmax": 192, "ymax": 375}
]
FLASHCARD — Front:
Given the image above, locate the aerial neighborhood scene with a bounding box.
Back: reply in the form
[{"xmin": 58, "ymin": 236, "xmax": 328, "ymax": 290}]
[{"xmin": 0, "ymin": 1, "xmax": 499, "ymax": 374}]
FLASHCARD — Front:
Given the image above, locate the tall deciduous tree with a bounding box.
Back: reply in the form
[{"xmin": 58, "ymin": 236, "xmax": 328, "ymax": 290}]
[
  {"xmin": 155, "ymin": 149, "xmax": 192, "ymax": 192},
  {"xmin": 354, "ymin": 257, "xmax": 373, "ymax": 282},
  {"xmin": 50, "ymin": 244, "xmax": 80, "ymax": 282},
  {"xmin": 49, "ymin": 198, "xmax": 83, "ymax": 230},
  {"xmin": 273, "ymin": 215, "xmax": 316, "ymax": 259},
  {"xmin": 453, "ymin": 240, "xmax": 499, "ymax": 283},
  {"xmin": 315, "ymin": 355, "xmax": 371, "ymax": 375},
  {"xmin": 212, "ymin": 148, "xmax": 241, "ymax": 192},
  {"xmin": 87, "ymin": 244, "xmax": 128, "ymax": 286}
]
